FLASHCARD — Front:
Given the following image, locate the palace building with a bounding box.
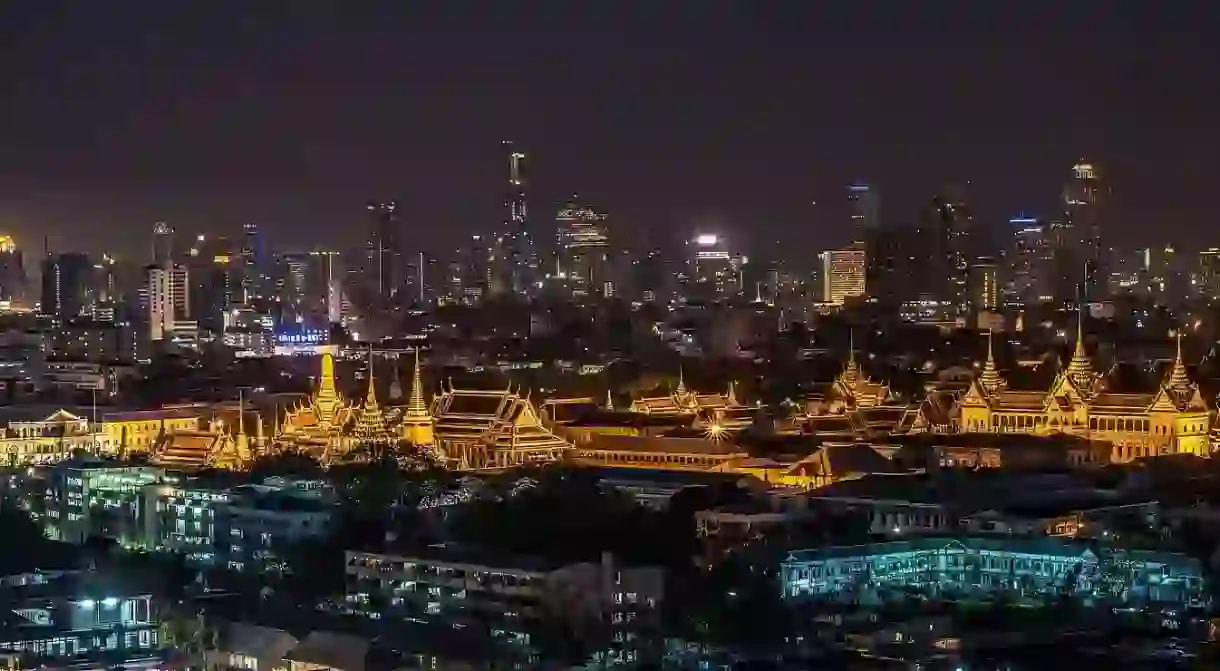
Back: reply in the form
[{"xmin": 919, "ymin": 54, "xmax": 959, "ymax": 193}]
[
  {"xmin": 824, "ymin": 349, "xmax": 893, "ymax": 412},
  {"xmin": 430, "ymin": 385, "xmax": 571, "ymax": 470},
  {"xmin": 957, "ymin": 326, "xmax": 1210, "ymax": 462},
  {"xmin": 276, "ymin": 351, "xmax": 360, "ymax": 461},
  {"xmin": 628, "ymin": 367, "xmax": 739, "ymax": 418}
]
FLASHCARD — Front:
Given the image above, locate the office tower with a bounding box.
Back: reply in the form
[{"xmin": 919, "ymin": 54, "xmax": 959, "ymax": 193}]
[
  {"xmin": 847, "ymin": 183, "xmax": 880, "ymax": 242},
  {"xmin": 449, "ymin": 236, "xmax": 490, "ymax": 305},
  {"xmin": 920, "ymin": 187, "xmax": 976, "ymax": 314},
  {"xmin": 40, "ymin": 252, "xmax": 93, "ymax": 320},
  {"xmin": 0, "ymin": 235, "xmax": 25, "ymax": 306},
  {"xmin": 687, "ymin": 233, "xmax": 739, "ymax": 301},
  {"xmin": 1009, "ymin": 216, "xmax": 1052, "ymax": 304},
  {"xmin": 241, "ymin": 223, "xmax": 264, "ymax": 267},
  {"xmin": 1062, "ymin": 161, "xmax": 1104, "ymax": 301},
  {"xmin": 1198, "ymin": 248, "xmax": 1220, "ymax": 296},
  {"xmin": 152, "ymin": 222, "xmax": 174, "ymax": 265},
  {"xmin": 365, "ymin": 201, "xmax": 403, "ymax": 298},
  {"xmin": 311, "ymin": 251, "xmax": 343, "ymax": 324},
  {"xmin": 820, "ymin": 245, "xmax": 867, "ymax": 305},
  {"xmin": 274, "ymin": 251, "xmax": 340, "ymax": 328},
  {"xmin": 146, "ymin": 264, "xmax": 190, "ymax": 341},
  {"xmin": 866, "ymin": 223, "xmax": 935, "ymax": 307},
  {"xmin": 969, "ymin": 257, "xmax": 999, "ymax": 312},
  {"xmin": 555, "ymin": 194, "xmax": 610, "ymax": 298},
  {"xmin": 491, "ymin": 141, "xmax": 536, "ymax": 296},
  {"xmin": 631, "ymin": 248, "xmax": 672, "ymax": 304}
]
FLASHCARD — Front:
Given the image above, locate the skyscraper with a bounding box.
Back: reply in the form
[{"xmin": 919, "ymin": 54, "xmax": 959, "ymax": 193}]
[
  {"xmin": 687, "ymin": 234, "xmax": 739, "ymax": 301},
  {"xmin": 921, "ymin": 187, "xmax": 977, "ymax": 314},
  {"xmin": 969, "ymin": 257, "xmax": 999, "ymax": 312},
  {"xmin": 555, "ymin": 194, "xmax": 610, "ymax": 298},
  {"xmin": 820, "ymin": 245, "xmax": 867, "ymax": 305},
  {"xmin": 1063, "ymin": 161, "xmax": 1104, "ymax": 300},
  {"xmin": 40, "ymin": 252, "xmax": 93, "ymax": 320},
  {"xmin": 365, "ymin": 201, "xmax": 402, "ymax": 297},
  {"xmin": 152, "ymin": 222, "xmax": 174, "ymax": 266},
  {"xmin": 492, "ymin": 141, "xmax": 535, "ymax": 296},
  {"xmin": 0, "ymin": 236, "xmax": 25, "ymax": 306},
  {"xmin": 1009, "ymin": 216, "xmax": 1052, "ymax": 304},
  {"xmin": 146, "ymin": 264, "xmax": 190, "ymax": 341},
  {"xmin": 847, "ymin": 183, "xmax": 880, "ymax": 242}
]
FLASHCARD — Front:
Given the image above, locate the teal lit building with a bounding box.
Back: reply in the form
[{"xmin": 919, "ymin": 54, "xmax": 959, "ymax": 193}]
[{"xmin": 782, "ymin": 536, "xmax": 1207, "ymax": 610}]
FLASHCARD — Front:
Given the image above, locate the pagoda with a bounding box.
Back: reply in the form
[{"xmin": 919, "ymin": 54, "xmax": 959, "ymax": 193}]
[
  {"xmin": 352, "ymin": 348, "xmax": 393, "ymax": 446},
  {"xmin": 400, "ymin": 347, "xmax": 435, "ymax": 446}
]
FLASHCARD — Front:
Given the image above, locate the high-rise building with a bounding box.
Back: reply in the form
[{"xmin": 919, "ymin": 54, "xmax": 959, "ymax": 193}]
[
  {"xmin": 365, "ymin": 201, "xmax": 403, "ymax": 298},
  {"xmin": 448, "ymin": 236, "xmax": 491, "ymax": 306},
  {"xmin": 865, "ymin": 223, "xmax": 939, "ymax": 308},
  {"xmin": 491, "ymin": 141, "xmax": 536, "ymax": 296},
  {"xmin": 820, "ymin": 245, "xmax": 867, "ymax": 305},
  {"xmin": 146, "ymin": 264, "xmax": 190, "ymax": 341},
  {"xmin": 152, "ymin": 222, "xmax": 174, "ymax": 266},
  {"xmin": 1009, "ymin": 216, "xmax": 1052, "ymax": 304},
  {"xmin": 40, "ymin": 252, "xmax": 93, "ymax": 320},
  {"xmin": 1198, "ymin": 248, "xmax": 1220, "ymax": 297},
  {"xmin": 686, "ymin": 234, "xmax": 739, "ymax": 301},
  {"xmin": 920, "ymin": 187, "xmax": 977, "ymax": 314},
  {"xmin": 969, "ymin": 257, "xmax": 999, "ymax": 312},
  {"xmin": 1063, "ymin": 161, "xmax": 1104, "ymax": 300},
  {"xmin": 0, "ymin": 236, "xmax": 25, "ymax": 306},
  {"xmin": 847, "ymin": 183, "xmax": 880, "ymax": 242},
  {"xmin": 555, "ymin": 194, "xmax": 610, "ymax": 298}
]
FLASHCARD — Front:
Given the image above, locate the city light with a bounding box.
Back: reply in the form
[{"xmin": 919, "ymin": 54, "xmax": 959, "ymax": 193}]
[{"xmin": 695, "ymin": 234, "xmax": 719, "ymax": 246}]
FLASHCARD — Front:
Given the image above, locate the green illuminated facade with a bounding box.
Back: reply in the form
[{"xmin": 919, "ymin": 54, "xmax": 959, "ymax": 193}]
[{"xmin": 782, "ymin": 536, "xmax": 1207, "ymax": 610}]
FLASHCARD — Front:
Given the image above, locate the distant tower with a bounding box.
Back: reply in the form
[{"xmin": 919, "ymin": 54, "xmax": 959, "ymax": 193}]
[
  {"xmin": 493, "ymin": 141, "xmax": 534, "ymax": 295},
  {"xmin": 1063, "ymin": 160, "xmax": 1104, "ymax": 301},
  {"xmin": 555, "ymin": 194, "xmax": 610, "ymax": 298},
  {"xmin": 152, "ymin": 222, "xmax": 174, "ymax": 266},
  {"xmin": 847, "ymin": 183, "xmax": 880, "ymax": 243},
  {"xmin": 0, "ymin": 236, "xmax": 26, "ymax": 306},
  {"xmin": 365, "ymin": 201, "xmax": 402, "ymax": 297}
]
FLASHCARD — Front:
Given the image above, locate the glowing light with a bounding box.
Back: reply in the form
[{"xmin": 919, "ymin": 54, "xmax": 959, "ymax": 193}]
[
  {"xmin": 695, "ymin": 234, "xmax": 720, "ymax": 246},
  {"xmin": 0, "ymin": 235, "xmax": 15, "ymax": 253}
]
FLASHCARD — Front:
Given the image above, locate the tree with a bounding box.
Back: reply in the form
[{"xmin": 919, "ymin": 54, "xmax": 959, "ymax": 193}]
[
  {"xmin": 248, "ymin": 450, "xmax": 324, "ymax": 480},
  {"xmin": 159, "ymin": 606, "xmax": 217, "ymax": 669}
]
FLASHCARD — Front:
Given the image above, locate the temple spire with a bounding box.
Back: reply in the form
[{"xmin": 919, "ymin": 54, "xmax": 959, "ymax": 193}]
[
  {"xmin": 841, "ymin": 330, "xmax": 861, "ymax": 383},
  {"xmin": 317, "ymin": 351, "xmax": 338, "ymax": 402},
  {"xmin": 1065, "ymin": 306, "xmax": 1094, "ymax": 386},
  {"xmin": 353, "ymin": 347, "xmax": 390, "ymax": 445},
  {"xmin": 604, "ymin": 388, "xmax": 615, "ymax": 411},
  {"xmin": 407, "ymin": 346, "xmax": 428, "ymax": 419},
  {"xmin": 364, "ymin": 346, "xmax": 379, "ymax": 406},
  {"xmin": 675, "ymin": 364, "xmax": 687, "ymax": 395},
  {"xmin": 979, "ymin": 330, "xmax": 1002, "ymax": 393},
  {"xmin": 726, "ymin": 380, "xmax": 739, "ymax": 407},
  {"xmin": 1167, "ymin": 330, "xmax": 1191, "ymax": 390}
]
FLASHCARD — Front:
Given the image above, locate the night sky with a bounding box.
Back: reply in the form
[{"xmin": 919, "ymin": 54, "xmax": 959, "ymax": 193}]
[{"xmin": 1, "ymin": 2, "xmax": 1216, "ymax": 264}]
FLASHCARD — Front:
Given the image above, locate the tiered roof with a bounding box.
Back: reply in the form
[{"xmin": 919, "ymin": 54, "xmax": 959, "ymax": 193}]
[
  {"xmin": 628, "ymin": 366, "xmax": 740, "ymax": 416},
  {"xmin": 351, "ymin": 349, "xmax": 392, "ymax": 445},
  {"xmin": 431, "ymin": 386, "xmax": 570, "ymax": 460},
  {"xmin": 963, "ymin": 318, "xmax": 1207, "ymax": 416}
]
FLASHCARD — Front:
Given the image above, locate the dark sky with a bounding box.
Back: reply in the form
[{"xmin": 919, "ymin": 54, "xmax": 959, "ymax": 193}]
[{"xmin": 0, "ymin": 2, "xmax": 1216, "ymax": 264}]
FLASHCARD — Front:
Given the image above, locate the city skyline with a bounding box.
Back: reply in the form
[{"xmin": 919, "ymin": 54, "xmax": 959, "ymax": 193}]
[{"xmin": 0, "ymin": 4, "xmax": 1217, "ymax": 260}]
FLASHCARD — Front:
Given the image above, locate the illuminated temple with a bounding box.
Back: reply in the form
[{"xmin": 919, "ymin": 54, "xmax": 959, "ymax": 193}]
[
  {"xmin": 628, "ymin": 367, "xmax": 741, "ymax": 417},
  {"xmin": 957, "ymin": 326, "xmax": 1210, "ymax": 461},
  {"xmin": 430, "ymin": 385, "xmax": 571, "ymax": 469},
  {"xmin": 142, "ymin": 321, "xmax": 1214, "ymax": 476}
]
